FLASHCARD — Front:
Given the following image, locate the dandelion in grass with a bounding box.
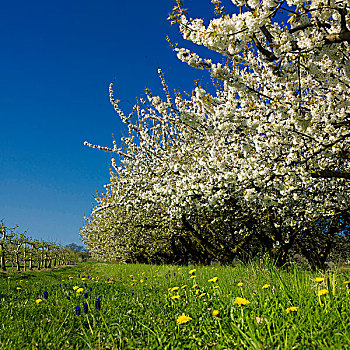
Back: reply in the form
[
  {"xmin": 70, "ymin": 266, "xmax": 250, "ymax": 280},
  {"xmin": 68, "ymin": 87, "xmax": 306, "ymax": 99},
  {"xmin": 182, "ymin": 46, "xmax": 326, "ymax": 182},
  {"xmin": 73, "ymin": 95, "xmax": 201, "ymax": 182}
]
[
  {"xmin": 262, "ymin": 284, "xmax": 270, "ymax": 289},
  {"xmin": 208, "ymin": 277, "xmax": 218, "ymax": 283},
  {"xmin": 43, "ymin": 291, "xmax": 48, "ymax": 300},
  {"xmin": 76, "ymin": 288, "xmax": 84, "ymax": 293},
  {"xmin": 213, "ymin": 286, "xmax": 219, "ymax": 289},
  {"xmin": 344, "ymin": 281, "xmax": 350, "ymax": 286},
  {"xmin": 36, "ymin": 299, "xmax": 42, "ymax": 305},
  {"xmin": 75, "ymin": 306, "xmax": 81, "ymax": 316},
  {"xmin": 286, "ymin": 306, "xmax": 299, "ymax": 313},
  {"xmin": 181, "ymin": 285, "xmax": 187, "ymax": 289},
  {"xmin": 237, "ymin": 282, "xmax": 244, "ymax": 287},
  {"xmin": 318, "ymin": 289, "xmax": 329, "ymax": 297},
  {"xmin": 189, "ymin": 269, "xmax": 196, "ymax": 275},
  {"xmin": 73, "ymin": 286, "xmax": 79, "ymax": 291},
  {"xmin": 16, "ymin": 287, "xmax": 21, "ymax": 291},
  {"xmin": 199, "ymin": 293, "xmax": 206, "ymax": 298},
  {"xmin": 315, "ymin": 277, "xmax": 324, "ymax": 283},
  {"xmin": 170, "ymin": 286, "xmax": 179, "ymax": 292},
  {"xmin": 192, "ymin": 284, "xmax": 198, "ymax": 289},
  {"xmin": 176, "ymin": 315, "xmax": 192, "ymax": 324},
  {"xmin": 212, "ymin": 310, "xmax": 220, "ymax": 316},
  {"xmin": 171, "ymin": 295, "xmax": 180, "ymax": 300},
  {"xmin": 234, "ymin": 297, "xmax": 250, "ymax": 305},
  {"xmin": 190, "ymin": 275, "xmax": 196, "ymax": 279}
]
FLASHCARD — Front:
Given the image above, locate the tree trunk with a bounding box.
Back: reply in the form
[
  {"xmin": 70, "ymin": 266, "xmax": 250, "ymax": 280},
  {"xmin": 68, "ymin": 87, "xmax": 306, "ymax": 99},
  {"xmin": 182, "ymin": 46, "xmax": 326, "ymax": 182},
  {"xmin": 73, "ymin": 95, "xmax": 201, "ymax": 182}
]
[{"xmin": 0, "ymin": 244, "xmax": 6, "ymax": 271}]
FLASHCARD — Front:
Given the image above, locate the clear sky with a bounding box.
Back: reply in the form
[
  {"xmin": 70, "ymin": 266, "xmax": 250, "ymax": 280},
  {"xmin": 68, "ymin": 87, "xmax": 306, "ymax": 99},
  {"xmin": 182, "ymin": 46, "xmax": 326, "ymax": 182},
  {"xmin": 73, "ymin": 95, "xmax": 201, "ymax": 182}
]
[{"xmin": 0, "ymin": 0, "xmax": 224, "ymax": 246}]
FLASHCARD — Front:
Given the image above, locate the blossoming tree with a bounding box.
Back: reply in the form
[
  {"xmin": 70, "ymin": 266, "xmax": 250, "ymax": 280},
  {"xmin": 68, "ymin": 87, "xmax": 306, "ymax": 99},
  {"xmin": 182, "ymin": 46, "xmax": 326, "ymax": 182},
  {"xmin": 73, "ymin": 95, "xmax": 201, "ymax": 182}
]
[{"xmin": 81, "ymin": 0, "xmax": 350, "ymax": 267}]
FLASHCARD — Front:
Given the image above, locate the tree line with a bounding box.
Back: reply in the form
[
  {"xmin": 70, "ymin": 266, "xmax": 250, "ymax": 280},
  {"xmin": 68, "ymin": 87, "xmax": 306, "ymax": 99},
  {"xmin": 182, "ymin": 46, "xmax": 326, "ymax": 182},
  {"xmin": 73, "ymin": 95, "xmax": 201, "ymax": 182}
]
[
  {"xmin": 0, "ymin": 220, "xmax": 78, "ymax": 272},
  {"xmin": 80, "ymin": 0, "xmax": 350, "ymax": 269}
]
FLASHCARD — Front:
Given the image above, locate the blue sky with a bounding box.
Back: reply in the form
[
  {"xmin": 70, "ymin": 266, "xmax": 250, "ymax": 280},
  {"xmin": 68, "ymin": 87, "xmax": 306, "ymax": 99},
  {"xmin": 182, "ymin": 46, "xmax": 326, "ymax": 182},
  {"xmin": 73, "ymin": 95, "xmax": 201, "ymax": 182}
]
[{"xmin": 0, "ymin": 0, "xmax": 226, "ymax": 246}]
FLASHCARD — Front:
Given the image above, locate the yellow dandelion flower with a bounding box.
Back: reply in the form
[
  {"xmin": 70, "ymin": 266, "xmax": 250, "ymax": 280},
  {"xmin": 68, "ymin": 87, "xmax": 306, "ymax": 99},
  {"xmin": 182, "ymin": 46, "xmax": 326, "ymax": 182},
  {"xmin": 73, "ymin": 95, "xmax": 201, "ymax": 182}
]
[
  {"xmin": 189, "ymin": 269, "xmax": 196, "ymax": 275},
  {"xmin": 318, "ymin": 289, "xmax": 329, "ymax": 297},
  {"xmin": 73, "ymin": 286, "xmax": 79, "ymax": 291},
  {"xmin": 16, "ymin": 287, "xmax": 21, "ymax": 290},
  {"xmin": 178, "ymin": 268, "xmax": 182, "ymax": 271},
  {"xmin": 176, "ymin": 315, "xmax": 192, "ymax": 324},
  {"xmin": 213, "ymin": 286, "xmax": 219, "ymax": 289},
  {"xmin": 286, "ymin": 306, "xmax": 299, "ymax": 313},
  {"xmin": 252, "ymin": 292, "xmax": 257, "ymax": 296},
  {"xmin": 36, "ymin": 299, "xmax": 43, "ymax": 305},
  {"xmin": 234, "ymin": 297, "xmax": 250, "ymax": 305},
  {"xmin": 212, "ymin": 309, "xmax": 220, "ymax": 316},
  {"xmin": 192, "ymin": 284, "xmax": 198, "ymax": 289},
  {"xmin": 82, "ymin": 278, "xmax": 86, "ymax": 281},
  {"xmin": 181, "ymin": 285, "xmax": 187, "ymax": 289},
  {"xmin": 208, "ymin": 277, "xmax": 218, "ymax": 283},
  {"xmin": 171, "ymin": 295, "xmax": 180, "ymax": 300},
  {"xmin": 315, "ymin": 277, "xmax": 324, "ymax": 283},
  {"xmin": 195, "ymin": 289, "xmax": 200, "ymax": 295},
  {"xmin": 262, "ymin": 284, "xmax": 270, "ymax": 289},
  {"xmin": 170, "ymin": 286, "xmax": 180, "ymax": 292},
  {"xmin": 140, "ymin": 279, "xmax": 144, "ymax": 283},
  {"xmin": 198, "ymin": 293, "xmax": 206, "ymax": 298},
  {"xmin": 76, "ymin": 288, "xmax": 84, "ymax": 293},
  {"xmin": 237, "ymin": 282, "xmax": 244, "ymax": 287},
  {"xmin": 344, "ymin": 281, "xmax": 350, "ymax": 285}
]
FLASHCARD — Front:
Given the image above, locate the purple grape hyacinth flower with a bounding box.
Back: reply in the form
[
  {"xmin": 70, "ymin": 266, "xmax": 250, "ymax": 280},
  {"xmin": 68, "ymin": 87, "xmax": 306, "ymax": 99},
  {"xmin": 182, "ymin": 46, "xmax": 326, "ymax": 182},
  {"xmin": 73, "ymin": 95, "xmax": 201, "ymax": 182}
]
[
  {"xmin": 83, "ymin": 302, "xmax": 88, "ymax": 314},
  {"xmin": 43, "ymin": 291, "xmax": 48, "ymax": 300},
  {"xmin": 95, "ymin": 297, "xmax": 101, "ymax": 311},
  {"xmin": 75, "ymin": 306, "xmax": 81, "ymax": 316}
]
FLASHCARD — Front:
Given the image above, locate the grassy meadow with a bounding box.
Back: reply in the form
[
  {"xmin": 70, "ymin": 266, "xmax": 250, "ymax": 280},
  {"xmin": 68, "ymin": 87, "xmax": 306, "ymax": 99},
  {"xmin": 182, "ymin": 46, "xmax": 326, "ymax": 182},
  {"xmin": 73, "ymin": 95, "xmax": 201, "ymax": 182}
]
[{"xmin": 1, "ymin": 262, "xmax": 350, "ymax": 349}]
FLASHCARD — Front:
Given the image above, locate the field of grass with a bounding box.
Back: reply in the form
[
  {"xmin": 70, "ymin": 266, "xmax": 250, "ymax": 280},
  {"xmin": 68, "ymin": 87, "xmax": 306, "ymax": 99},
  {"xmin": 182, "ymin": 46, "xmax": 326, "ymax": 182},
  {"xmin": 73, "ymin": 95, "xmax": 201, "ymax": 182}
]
[{"xmin": 1, "ymin": 262, "xmax": 350, "ymax": 349}]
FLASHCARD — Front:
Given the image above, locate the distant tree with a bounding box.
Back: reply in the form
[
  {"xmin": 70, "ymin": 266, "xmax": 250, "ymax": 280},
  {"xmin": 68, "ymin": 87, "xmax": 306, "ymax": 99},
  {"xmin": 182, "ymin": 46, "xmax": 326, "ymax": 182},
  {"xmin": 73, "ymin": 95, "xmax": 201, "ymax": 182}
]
[{"xmin": 65, "ymin": 243, "xmax": 87, "ymax": 253}]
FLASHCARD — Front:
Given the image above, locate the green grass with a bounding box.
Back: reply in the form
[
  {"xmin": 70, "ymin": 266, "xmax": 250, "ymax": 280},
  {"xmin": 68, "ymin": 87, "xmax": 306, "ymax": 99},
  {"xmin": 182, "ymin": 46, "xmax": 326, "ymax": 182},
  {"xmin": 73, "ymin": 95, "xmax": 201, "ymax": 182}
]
[{"xmin": 1, "ymin": 262, "xmax": 350, "ymax": 349}]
